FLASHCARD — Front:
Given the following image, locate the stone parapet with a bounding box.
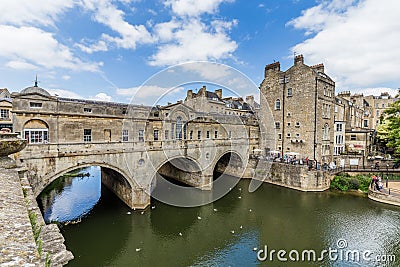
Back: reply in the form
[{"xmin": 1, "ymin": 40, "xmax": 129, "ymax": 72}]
[
  {"xmin": 368, "ymin": 188, "xmax": 400, "ymax": 207},
  {"xmin": 0, "ymin": 168, "xmax": 41, "ymax": 266}
]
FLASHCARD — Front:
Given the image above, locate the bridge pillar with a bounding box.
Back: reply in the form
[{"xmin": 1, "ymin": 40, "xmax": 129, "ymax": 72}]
[
  {"xmin": 199, "ymin": 172, "xmax": 213, "ymax": 190},
  {"xmin": 101, "ymin": 168, "xmax": 150, "ymax": 210}
]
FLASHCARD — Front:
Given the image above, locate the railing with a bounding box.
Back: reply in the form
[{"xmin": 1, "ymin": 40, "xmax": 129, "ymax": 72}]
[
  {"xmin": 387, "ymin": 187, "xmax": 400, "ymax": 196},
  {"xmin": 331, "ymin": 164, "xmax": 400, "ymax": 174}
]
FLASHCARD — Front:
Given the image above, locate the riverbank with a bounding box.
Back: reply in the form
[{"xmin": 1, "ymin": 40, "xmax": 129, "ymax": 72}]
[
  {"xmin": 368, "ymin": 181, "xmax": 400, "ymax": 207},
  {"xmin": 330, "ymin": 173, "xmax": 400, "ymax": 207}
]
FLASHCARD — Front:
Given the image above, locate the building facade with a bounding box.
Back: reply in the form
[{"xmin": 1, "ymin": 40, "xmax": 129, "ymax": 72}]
[
  {"xmin": 0, "ymin": 88, "xmax": 12, "ymax": 131},
  {"xmin": 11, "ymin": 85, "xmax": 259, "ymax": 149},
  {"xmin": 260, "ymin": 55, "xmax": 335, "ymax": 164}
]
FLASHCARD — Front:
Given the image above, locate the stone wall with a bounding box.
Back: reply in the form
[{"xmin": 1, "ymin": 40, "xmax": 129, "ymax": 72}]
[
  {"xmin": 254, "ymin": 160, "xmax": 331, "ymax": 191},
  {"xmin": 0, "ymin": 167, "xmax": 73, "ymax": 266},
  {"xmin": 368, "ymin": 189, "xmax": 400, "ymax": 207}
]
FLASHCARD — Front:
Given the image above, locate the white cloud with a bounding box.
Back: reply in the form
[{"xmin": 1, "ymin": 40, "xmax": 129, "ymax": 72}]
[
  {"xmin": 347, "ymin": 87, "xmax": 398, "ymax": 98},
  {"xmin": 5, "ymin": 60, "xmax": 38, "ymax": 70},
  {"xmin": 180, "ymin": 62, "xmax": 233, "ymax": 80},
  {"xmin": 47, "ymin": 89, "xmax": 83, "ymax": 99},
  {"xmin": 91, "ymin": 92, "xmax": 113, "ymax": 102},
  {"xmin": 0, "ymin": 0, "xmax": 74, "ymax": 27},
  {"xmin": 116, "ymin": 85, "xmax": 183, "ymax": 98},
  {"xmin": 154, "ymin": 20, "xmax": 181, "ymax": 42},
  {"xmin": 288, "ymin": 0, "xmax": 400, "ymax": 89},
  {"xmin": 164, "ymin": 0, "xmax": 234, "ymax": 17},
  {"xmin": 75, "ymin": 40, "xmax": 108, "ymax": 54},
  {"xmin": 0, "ymin": 26, "xmax": 102, "ymax": 72},
  {"xmin": 149, "ymin": 19, "xmax": 237, "ymax": 66},
  {"xmin": 61, "ymin": 75, "xmax": 71, "ymax": 80},
  {"xmin": 79, "ymin": 0, "xmax": 153, "ymax": 51}
]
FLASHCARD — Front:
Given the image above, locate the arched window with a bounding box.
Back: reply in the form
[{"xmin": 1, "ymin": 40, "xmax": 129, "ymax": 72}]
[
  {"xmin": 322, "ymin": 124, "xmax": 330, "ymax": 141},
  {"xmin": 176, "ymin": 116, "xmax": 183, "ymax": 139},
  {"xmin": 23, "ymin": 119, "xmax": 49, "ymax": 144},
  {"xmin": 275, "ymin": 99, "xmax": 281, "ymax": 110}
]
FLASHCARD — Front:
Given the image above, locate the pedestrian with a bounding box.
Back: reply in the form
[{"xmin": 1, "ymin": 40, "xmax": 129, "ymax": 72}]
[
  {"xmin": 377, "ymin": 176, "xmax": 383, "ymax": 191},
  {"xmin": 371, "ymin": 175, "xmax": 377, "ymax": 190}
]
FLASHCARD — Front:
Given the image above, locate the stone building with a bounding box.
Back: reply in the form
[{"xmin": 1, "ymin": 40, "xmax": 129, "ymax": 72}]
[
  {"xmin": 260, "ymin": 55, "xmax": 335, "ymax": 164},
  {"xmin": 11, "ymin": 84, "xmax": 259, "ymax": 148},
  {"xmin": 333, "ymin": 97, "xmax": 346, "ymax": 156},
  {"xmin": 11, "ymin": 84, "xmax": 153, "ymax": 144},
  {"xmin": 332, "ymin": 91, "xmax": 398, "ymax": 167},
  {"xmin": 0, "ymin": 88, "xmax": 12, "ymax": 131},
  {"xmin": 184, "ymin": 85, "xmax": 255, "ymax": 116}
]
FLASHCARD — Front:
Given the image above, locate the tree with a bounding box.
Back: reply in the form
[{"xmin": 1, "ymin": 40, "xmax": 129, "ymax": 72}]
[{"xmin": 377, "ymin": 100, "xmax": 400, "ymax": 154}]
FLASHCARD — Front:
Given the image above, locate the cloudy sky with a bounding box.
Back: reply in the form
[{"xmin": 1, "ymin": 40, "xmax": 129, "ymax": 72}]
[{"xmin": 0, "ymin": 0, "xmax": 399, "ymax": 104}]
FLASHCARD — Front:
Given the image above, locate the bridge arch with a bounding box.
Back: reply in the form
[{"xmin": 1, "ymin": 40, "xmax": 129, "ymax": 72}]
[
  {"xmin": 34, "ymin": 161, "xmax": 142, "ymax": 210},
  {"xmin": 153, "ymin": 155, "xmax": 203, "ymax": 188},
  {"xmin": 212, "ymin": 150, "xmax": 246, "ymax": 179}
]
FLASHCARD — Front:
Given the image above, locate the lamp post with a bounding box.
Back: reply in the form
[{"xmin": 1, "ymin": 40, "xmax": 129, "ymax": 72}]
[{"xmin": 386, "ymin": 164, "xmax": 389, "ymax": 188}]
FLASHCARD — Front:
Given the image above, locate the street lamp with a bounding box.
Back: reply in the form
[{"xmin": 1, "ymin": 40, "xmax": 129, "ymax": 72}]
[{"xmin": 386, "ymin": 164, "xmax": 389, "ymax": 188}]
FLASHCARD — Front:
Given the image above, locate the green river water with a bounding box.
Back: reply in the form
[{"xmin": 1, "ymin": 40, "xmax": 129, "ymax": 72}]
[{"xmin": 37, "ymin": 166, "xmax": 400, "ymax": 266}]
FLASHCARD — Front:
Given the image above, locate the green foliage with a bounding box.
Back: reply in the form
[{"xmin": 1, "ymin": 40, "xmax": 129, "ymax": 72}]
[
  {"xmin": 45, "ymin": 252, "xmax": 51, "ymax": 267},
  {"xmin": 37, "ymin": 239, "xmax": 43, "ymax": 257},
  {"xmin": 377, "ymin": 100, "xmax": 400, "ymax": 154},
  {"xmin": 331, "ymin": 174, "xmax": 372, "ymax": 193},
  {"xmin": 330, "ymin": 176, "xmax": 349, "ymax": 191},
  {"xmin": 28, "ymin": 211, "xmax": 42, "ymax": 242},
  {"xmin": 348, "ymin": 178, "xmax": 360, "ymax": 190}
]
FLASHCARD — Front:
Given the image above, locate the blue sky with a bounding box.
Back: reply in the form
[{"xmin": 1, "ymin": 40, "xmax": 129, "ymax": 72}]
[{"xmin": 0, "ymin": 0, "xmax": 399, "ymax": 105}]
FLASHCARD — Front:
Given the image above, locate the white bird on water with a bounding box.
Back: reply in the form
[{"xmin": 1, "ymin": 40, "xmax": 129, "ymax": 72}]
[
  {"xmin": 151, "ymin": 206, "xmax": 156, "ymax": 209},
  {"xmin": 141, "ymin": 211, "xmax": 145, "ymax": 215},
  {"xmin": 238, "ymin": 196, "xmax": 242, "ymax": 199},
  {"xmin": 136, "ymin": 248, "xmax": 141, "ymax": 252},
  {"xmin": 253, "ymin": 247, "xmax": 258, "ymax": 251},
  {"xmin": 179, "ymin": 232, "xmax": 183, "ymax": 236},
  {"xmin": 231, "ymin": 230, "xmax": 235, "ymax": 234},
  {"xmin": 126, "ymin": 211, "xmax": 131, "ymax": 215},
  {"xmin": 240, "ymin": 225, "xmax": 243, "ymax": 229},
  {"xmin": 249, "ymin": 209, "xmax": 252, "ymax": 212},
  {"xmin": 197, "ymin": 216, "xmax": 202, "ymax": 220},
  {"xmin": 213, "ymin": 208, "xmax": 218, "ymax": 212}
]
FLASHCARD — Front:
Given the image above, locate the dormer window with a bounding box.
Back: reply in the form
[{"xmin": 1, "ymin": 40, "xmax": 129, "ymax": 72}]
[
  {"xmin": 84, "ymin": 108, "xmax": 92, "ymax": 113},
  {"xmin": 30, "ymin": 102, "xmax": 42, "ymax": 108}
]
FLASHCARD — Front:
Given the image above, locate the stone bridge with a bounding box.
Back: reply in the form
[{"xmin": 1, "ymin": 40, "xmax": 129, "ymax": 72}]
[
  {"xmin": 17, "ymin": 138, "xmax": 255, "ymax": 209},
  {"xmin": 12, "ymin": 85, "xmax": 261, "ymax": 209}
]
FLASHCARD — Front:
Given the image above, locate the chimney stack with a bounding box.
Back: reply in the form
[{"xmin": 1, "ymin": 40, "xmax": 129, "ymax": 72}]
[{"xmin": 215, "ymin": 89, "xmax": 222, "ymax": 99}]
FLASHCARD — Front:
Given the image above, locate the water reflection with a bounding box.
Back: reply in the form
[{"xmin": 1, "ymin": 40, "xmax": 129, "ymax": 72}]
[
  {"xmin": 37, "ymin": 167, "xmax": 400, "ymax": 267},
  {"xmin": 37, "ymin": 166, "xmax": 101, "ymax": 223}
]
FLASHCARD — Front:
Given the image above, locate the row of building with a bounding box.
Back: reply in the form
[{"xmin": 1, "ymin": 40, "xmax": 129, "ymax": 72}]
[
  {"xmin": 1, "ymin": 55, "xmax": 397, "ymax": 167},
  {"xmin": 260, "ymin": 55, "xmax": 397, "ymax": 167}
]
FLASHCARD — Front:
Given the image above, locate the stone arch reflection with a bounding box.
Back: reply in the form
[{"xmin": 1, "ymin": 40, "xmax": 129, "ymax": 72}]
[{"xmin": 37, "ymin": 165, "xmax": 134, "ymax": 224}]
